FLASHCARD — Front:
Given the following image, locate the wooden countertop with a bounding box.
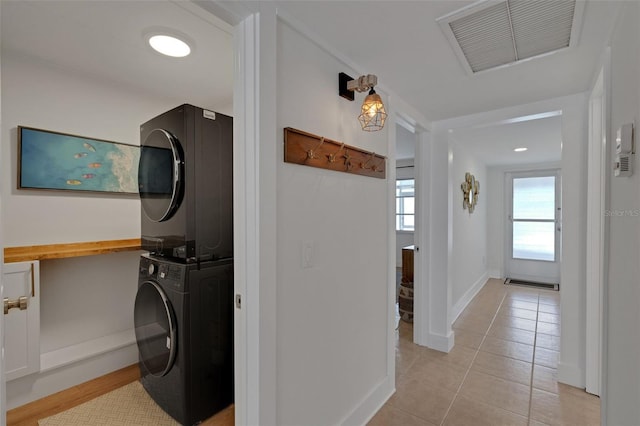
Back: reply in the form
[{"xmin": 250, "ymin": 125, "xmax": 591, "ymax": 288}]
[{"xmin": 4, "ymin": 238, "xmax": 142, "ymax": 263}]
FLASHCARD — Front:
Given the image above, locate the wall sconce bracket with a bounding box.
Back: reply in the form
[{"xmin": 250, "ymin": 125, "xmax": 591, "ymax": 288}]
[
  {"xmin": 339, "ymin": 72, "xmax": 356, "ymax": 101},
  {"xmin": 339, "ymin": 73, "xmax": 379, "ymax": 101}
]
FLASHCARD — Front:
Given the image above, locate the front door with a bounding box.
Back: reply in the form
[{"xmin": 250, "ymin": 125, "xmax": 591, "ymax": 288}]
[{"xmin": 505, "ymin": 170, "xmax": 561, "ymax": 284}]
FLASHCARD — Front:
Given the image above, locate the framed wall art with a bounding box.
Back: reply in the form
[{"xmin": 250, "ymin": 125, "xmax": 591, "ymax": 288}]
[{"xmin": 18, "ymin": 126, "xmax": 140, "ymax": 194}]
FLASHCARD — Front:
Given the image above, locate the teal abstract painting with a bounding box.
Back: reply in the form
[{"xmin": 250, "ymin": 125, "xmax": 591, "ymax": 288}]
[{"xmin": 18, "ymin": 126, "xmax": 139, "ymax": 194}]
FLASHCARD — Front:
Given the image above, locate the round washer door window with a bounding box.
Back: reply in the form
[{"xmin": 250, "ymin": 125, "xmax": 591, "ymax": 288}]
[
  {"xmin": 134, "ymin": 281, "xmax": 177, "ymax": 377},
  {"xmin": 138, "ymin": 128, "xmax": 183, "ymax": 222}
]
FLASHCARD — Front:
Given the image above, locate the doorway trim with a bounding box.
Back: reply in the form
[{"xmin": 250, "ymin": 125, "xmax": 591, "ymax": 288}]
[
  {"xmin": 585, "ymin": 50, "xmax": 610, "ymax": 397},
  {"xmin": 232, "ymin": 9, "xmax": 278, "ymax": 426},
  {"xmin": 392, "ymin": 113, "xmax": 431, "ymax": 349},
  {"xmin": 1, "ymin": 2, "xmax": 7, "ymax": 423},
  {"xmin": 392, "ymin": 108, "xmax": 432, "ymax": 350},
  {"xmin": 425, "ymin": 93, "xmax": 588, "ymax": 387},
  {"xmin": 195, "ymin": 2, "xmax": 278, "ymax": 424}
]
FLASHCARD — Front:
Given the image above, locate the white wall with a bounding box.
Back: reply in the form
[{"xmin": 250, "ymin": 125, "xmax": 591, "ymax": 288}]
[
  {"xmin": 38, "ymin": 253, "xmax": 140, "ymax": 354},
  {"xmin": 1, "ymin": 51, "xmax": 233, "ymax": 247},
  {"xmin": 0, "ymin": 51, "xmax": 192, "ymax": 407},
  {"xmin": 486, "ymin": 167, "xmax": 504, "ymax": 277},
  {"xmin": 450, "ymin": 139, "xmax": 487, "ymax": 319},
  {"xmin": 603, "ymin": 2, "xmax": 640, "ymax": 424},
  {"xmin": 276, "ymin": 20, "xmax": 392, "ymax": 425}
]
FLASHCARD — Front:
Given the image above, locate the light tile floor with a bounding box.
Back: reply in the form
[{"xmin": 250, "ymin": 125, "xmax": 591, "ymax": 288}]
[{"xmin": 369, "ymin": 278, "xmax": 601, "ymax": 426}]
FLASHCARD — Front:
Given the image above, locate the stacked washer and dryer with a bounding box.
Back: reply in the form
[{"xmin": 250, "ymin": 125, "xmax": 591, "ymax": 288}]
[{"xmin": 133, "ymin": 104, "xmax": 234, "ymax": 425}]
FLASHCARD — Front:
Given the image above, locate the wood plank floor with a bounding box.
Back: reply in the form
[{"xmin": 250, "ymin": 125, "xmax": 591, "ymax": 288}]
[{"xmin": 7, "ymin": 364, "xmax": 234, "ymax": 426}]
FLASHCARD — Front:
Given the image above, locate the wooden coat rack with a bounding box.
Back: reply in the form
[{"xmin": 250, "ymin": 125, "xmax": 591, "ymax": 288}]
[{"xmin": 284, "ymin": 127, "xmax": 386, "ymax": 179}]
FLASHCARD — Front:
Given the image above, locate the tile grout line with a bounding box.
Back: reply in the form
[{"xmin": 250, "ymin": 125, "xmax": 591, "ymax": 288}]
[
  {"xmin": 387, "ymin": 287, "xmax": 569, "ymax": 426},
  {"xmin": 527, "ymin": 292, "xmax": 540, "ymax": 426},
  {"xmin": 439, "ymin": 289, "xmax": 509, "ymax": 426}
]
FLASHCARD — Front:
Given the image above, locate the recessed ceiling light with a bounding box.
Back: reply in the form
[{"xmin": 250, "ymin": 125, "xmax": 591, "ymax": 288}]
[
  {"xmin": 514, "ymin": 147, "xmax": 528, "ymax": 152},
  {"xmin": 148, "ymin": 34, "xmax": 191, "ymax": 57}
]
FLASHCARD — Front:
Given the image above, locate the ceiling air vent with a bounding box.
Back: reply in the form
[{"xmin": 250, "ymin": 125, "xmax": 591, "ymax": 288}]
[{"xmin": 437, "ymin": 0, "xmax": 584, "ymax": 74}]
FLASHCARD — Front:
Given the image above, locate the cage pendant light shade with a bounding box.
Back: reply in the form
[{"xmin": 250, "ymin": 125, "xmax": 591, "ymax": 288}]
[{"xmin": 358, "ymin": 90, "xmax": 387, "ymax": 131}]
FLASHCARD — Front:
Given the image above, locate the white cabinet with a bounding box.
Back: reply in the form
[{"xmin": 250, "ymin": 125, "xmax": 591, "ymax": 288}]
[{"xmin": 3, "ymin": 261, "xmax": 40, "ymax": 381}]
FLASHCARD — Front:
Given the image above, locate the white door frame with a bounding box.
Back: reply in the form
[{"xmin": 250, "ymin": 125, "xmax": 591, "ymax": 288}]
[
  {"xmin": 190, "ymin": 2, "xmax": 278, "ymax": 424},
  {"xmin": 1, "ymin": 268, "xmax": 4, "ymax": 426},
  {"xmin": 232, "ymin": 9, "xmax": 278, "ymax": 426},
  {"xmin": 0, "ymin": 266, "xmax": 4, "ymax": 425},
  {"xmin": 586, "ymin": 52, "xmax": 610, "ymax": 397},
  {"xmin": 427, "ymin": 94, "xmax": 588, "ymax": 387},
  {"xmin": 412, "ymin": 126, "xmax": 427, "ymax": 347},
  {"xmin": 392, "ymin": 112, "xmax": 430, "ymax": 348},
  {"xmin": 1, "ymin": 1, "xmax": 6, "ymax": 423}
]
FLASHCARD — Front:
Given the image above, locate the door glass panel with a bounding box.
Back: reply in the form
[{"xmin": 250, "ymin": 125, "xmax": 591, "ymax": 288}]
[
  {"xmin": 396, "ymin": 179, "xmax": 414, "ymax": 197},
  {"xmin": 402, "ymin": 197, "xmax": 414, "ymax": 214},
  {"xmin": 396, "ymin": 179, "xmax": 415, "ymax": 231},
  {"xmin": 513, "ymin": 221, "xmax": 555, "ymax": 261},
  {"xmin": 139, "ymin": 129, "xmax": 181, "ymax": 222},
  {"xmin": 134, "ymin": 281, "xmax": 175, "ymax": 376},
  {"xmin": 513, "ymin": 176, "xmax": 555, "ymax": 220}
]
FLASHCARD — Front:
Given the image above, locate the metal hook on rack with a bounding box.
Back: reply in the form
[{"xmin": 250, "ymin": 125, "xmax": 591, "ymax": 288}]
[
  {"xmin": 371, "ymin": 156, "xmax": 385, "ymax": 173},
  {"xmin": 306, "ymin": 137, "xmax": 325, "ymax": 160},
  {"xmin": 360, "ymin": 152, "xmax": 376, "ymax": 170},
  {"xmin": 327, "ymin": 143, "xmax": 345, "ymax": 163},
  {"xmin": 342, "ymin": 149, "xmax": 353, "ymax": 170}
]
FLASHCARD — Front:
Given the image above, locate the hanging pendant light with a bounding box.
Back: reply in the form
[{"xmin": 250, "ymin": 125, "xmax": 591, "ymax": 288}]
[{"xmin": 358, "ymin": 88, "xmax": 387, "ymax": 131}]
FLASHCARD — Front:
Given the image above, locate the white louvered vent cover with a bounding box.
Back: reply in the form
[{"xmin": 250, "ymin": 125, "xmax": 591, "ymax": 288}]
[{"xmin": 438, "ymin": 0, "xmax": 584, "ymax": 74}]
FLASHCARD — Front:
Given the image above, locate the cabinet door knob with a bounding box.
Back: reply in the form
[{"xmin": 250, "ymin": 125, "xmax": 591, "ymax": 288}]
[{"xmin": 4, "ymin": 296, "xmax": 28, "ymax": 315}]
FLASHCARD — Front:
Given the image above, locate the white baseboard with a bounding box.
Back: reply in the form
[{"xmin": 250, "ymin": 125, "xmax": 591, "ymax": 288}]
[
  {"xmin": 427, "ymin": 330, "xmax": 455, "ymax": 353},
  {"xmin": 488, "ymin": 269, "xmax": 502, "ymax": 279},
  {"xmin": 41, "ymin": 329, "xmax": 135, "ymax": 372},
  {"xmin": 340, "ymin": 374, "xmax": 395, "ymax": 426},
  {"xmin": 558, "ymin": 361, "xmax": 585, "ymax": 389},
  {"xmin": 7, "ymin": 329, "xmax": 138, "ymax": 410},
  {"xmin": 452, "ymin": 272, "xmax": 489, "ymax": 323}
]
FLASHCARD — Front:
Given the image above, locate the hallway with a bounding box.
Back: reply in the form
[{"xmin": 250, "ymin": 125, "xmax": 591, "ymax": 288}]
[{"xmin": 370, "ymin": 279, "xmax": 600, "ymax": 425}]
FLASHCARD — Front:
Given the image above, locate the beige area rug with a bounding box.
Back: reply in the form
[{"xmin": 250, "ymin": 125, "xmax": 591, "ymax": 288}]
[{"xmin": 38, "ymin": 381, "xmax": 179, "ymax": 426}]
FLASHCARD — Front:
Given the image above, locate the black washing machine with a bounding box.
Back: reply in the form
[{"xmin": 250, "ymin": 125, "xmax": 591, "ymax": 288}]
[
  {"xmin": 138, "ymin": 104, "xmax": 233, "ymax": 263},
  {"xmin": 134, "ymin": 254, "xmax": 234, "ymax": 425}
]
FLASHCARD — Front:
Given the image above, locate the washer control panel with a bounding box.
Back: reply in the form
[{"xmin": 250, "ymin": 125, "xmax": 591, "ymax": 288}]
[{"xmin": 139, "ymin": 255, "xmax": 186, "ymax": 291}]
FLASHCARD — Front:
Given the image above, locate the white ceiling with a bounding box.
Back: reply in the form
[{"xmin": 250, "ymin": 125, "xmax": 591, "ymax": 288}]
[
  {"xmin": 450, "ymin": 115, "xmax": 562, "ymax": 166},
  {"xmin": 0, "ymin": 0, "xmax": 622, "ymax": 164},
  {"xmin": 274, "ymin": 0, "xmax": 620, "ymax": 121},
  {"xmin": 1, "ymin": 0, "xmax": 234, "ymax": 113}
]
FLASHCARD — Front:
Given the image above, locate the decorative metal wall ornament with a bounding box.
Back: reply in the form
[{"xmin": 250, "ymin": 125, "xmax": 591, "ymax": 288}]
[{"xmin": 461, "ymin": 172, "xmax": 480, "ymax": 213}]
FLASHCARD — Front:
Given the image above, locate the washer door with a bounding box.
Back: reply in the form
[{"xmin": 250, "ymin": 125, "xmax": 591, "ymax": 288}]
[
  {"xmin": 134, "ymin": 281, "xmax": 177, "ymax": 377},
  {"xmin": 138, "ymin": 128, "xmax": 184, "ymax": 222}
]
